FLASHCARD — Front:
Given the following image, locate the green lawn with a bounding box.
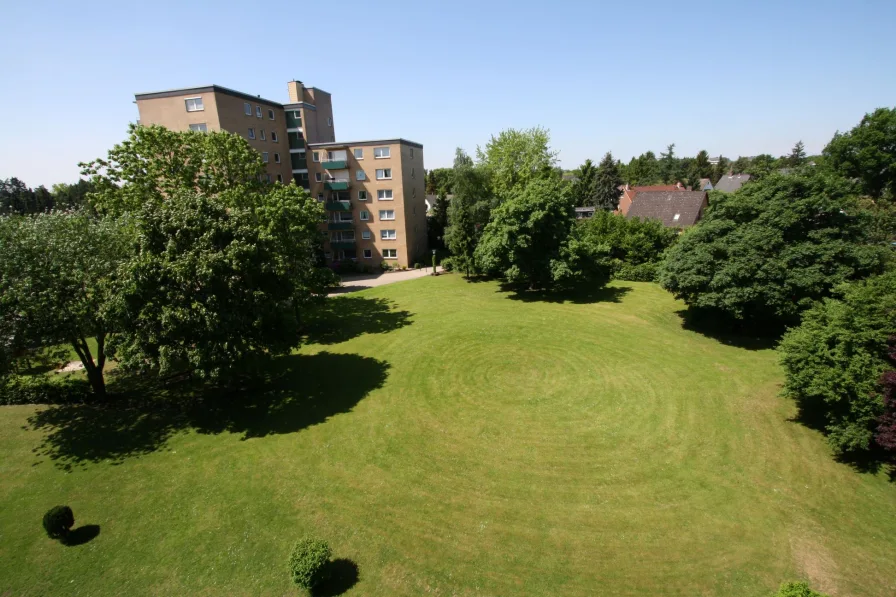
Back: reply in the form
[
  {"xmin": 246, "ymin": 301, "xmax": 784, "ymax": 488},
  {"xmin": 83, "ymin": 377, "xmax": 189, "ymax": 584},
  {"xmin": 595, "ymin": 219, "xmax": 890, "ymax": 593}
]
[{"xmin": 2, "ymin": 276, "xmax": 896, "ymax": 596}]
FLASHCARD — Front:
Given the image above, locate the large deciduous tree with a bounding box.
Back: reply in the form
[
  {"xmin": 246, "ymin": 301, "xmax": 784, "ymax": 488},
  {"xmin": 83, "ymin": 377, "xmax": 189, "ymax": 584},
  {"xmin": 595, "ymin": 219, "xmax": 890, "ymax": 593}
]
[
  {"xmin": 0, "ymin": 211, "xmax": 132, "ymax": 396},
  {"xmin": 476, "ymin": 127, "xmax": 558, "ymax": 199},
  {"xmin": 745, "ymin": 154, "xmax": 777, "ymax": 180},
  {"xmin": 658, "ymin": 170, "xmax": 886, "ymax": 326},
  {"xmin": 780, "ymin": 271, "xmax": 896, "ymax": 455},
  {"xmin": 625, "ymin": 151, "xmax": 661, "ymax": 186},
  {"xmin": 824, "ymin": 107, "xmax": 896, "ymax": 201},
  {"xmin": 593, "ymin": 152, "xmax": 624, "ymax": 210},
  {"xmin": 444, "ymin": 149, "xmax": 490, "ymax": 276}
]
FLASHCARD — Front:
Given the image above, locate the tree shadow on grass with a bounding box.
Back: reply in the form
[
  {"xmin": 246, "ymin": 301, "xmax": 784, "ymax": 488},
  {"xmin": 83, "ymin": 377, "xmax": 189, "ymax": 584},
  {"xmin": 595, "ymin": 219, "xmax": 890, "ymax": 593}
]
[
  {"xmin": 312, "ymin": 558, "xmax": 360, "ymax": 596},
  {"xmin": 63, "ymin": 524, "xmax": 100, "ymax": 546},
  {"xmin": 499, "ymin": 283, "xmax": 632, "ymax": 305},
  {"xmin": 27, "ymin": 352, "xmax": 389, "ymax": 470},
  {"xmin": 301, "ymin": 296, "xmax": 413, "ymax": 345},
  {"xmin": 675, "ymin": 308, "xmax": 782, "ymax": 350}
]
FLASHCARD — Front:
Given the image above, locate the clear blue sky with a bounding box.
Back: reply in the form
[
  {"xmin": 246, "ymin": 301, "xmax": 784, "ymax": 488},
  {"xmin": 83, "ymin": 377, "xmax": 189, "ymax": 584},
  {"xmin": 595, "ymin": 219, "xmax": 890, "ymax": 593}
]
[{"xmin": 2, "ymin": 0, "xmax": 894, "ymax": 187}]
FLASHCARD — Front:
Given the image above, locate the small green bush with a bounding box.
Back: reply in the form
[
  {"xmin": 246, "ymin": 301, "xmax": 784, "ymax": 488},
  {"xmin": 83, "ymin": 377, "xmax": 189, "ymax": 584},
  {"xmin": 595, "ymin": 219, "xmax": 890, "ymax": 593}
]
[
  {"xmin": 380, "ymin": 261, "xmax": 393, "ymax": 271},
  {"xmin": 614, "ymin": 262, "xmax": 659, "ymax": 282},
  {"xmin": 414, "ymin": 262, "xmax": 423, "ymax": 269},
  {"xmin": 288, "ymin": 538, "xmax": 332, "ymax": 589},
  {"xmin": 0, "ymin": 375, "xmax": 90, "ymax": 406},
  {"xmin": 42, "ymin": 505, "xmax": 75, "ymax": 540},
  {"xmin": 441, "ymin": 257, "xmax": 454, "ymax": 272},
  {"xmin": 774, "ymin": 581, "xmax": 829, "ymax": 597}
]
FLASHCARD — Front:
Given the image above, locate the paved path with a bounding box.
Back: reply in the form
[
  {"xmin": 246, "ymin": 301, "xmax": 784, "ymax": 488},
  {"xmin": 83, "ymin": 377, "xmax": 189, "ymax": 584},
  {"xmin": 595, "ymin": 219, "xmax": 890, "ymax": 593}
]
[{"xmin": 328, "ymin": 267, "xmax": 443, "ymax": 296}]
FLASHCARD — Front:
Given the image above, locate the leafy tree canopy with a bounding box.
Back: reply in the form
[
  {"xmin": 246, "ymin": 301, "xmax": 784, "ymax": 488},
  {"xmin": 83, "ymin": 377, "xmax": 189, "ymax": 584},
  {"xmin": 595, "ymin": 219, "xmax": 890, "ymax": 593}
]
[
  {"xmin": 444, "ymin": 149, "xmax": 491, "ymax": 276},
  {"xmin": 824, "ymin": 107, "xmax": 896, "ymax": 201},
  {"xmin": 476, "ymin": 127, "xmax": 558, "ymax": 199},
  {"xmin": 593, "ymin": 152, "xmax": 624, "ymax": 210},
  {"xmin": 578, "ymin": 210, "xmax": 678, "ymax": 266}
]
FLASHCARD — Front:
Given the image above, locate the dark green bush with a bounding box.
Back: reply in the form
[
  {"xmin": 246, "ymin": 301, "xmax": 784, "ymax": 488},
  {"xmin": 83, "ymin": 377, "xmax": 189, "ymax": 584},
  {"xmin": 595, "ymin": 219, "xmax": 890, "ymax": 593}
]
[
  {"xmin": 42, "ymin": 505, "xmax": 75, "ymax": 540},
  {"xmin": 440, "ymin": 257, "xmax": 455, "ymax": 272},
  {"xmin": 413, "ymin": 262, "xmax": 423, "ymax": 269},
  {"xmin": 774, "ymin": 581, "xmax": 829, "ymax": 597},
  {"xmin": 0, "ymin": 375, "xmax": 90, "ymax": 406},
  {"xmin": 614, "ymin": 262, "xmax": 658, "ymax": 282},
  {"xmin": 288, "ymin": 538, "xmax": 332, "ymax": 589}
]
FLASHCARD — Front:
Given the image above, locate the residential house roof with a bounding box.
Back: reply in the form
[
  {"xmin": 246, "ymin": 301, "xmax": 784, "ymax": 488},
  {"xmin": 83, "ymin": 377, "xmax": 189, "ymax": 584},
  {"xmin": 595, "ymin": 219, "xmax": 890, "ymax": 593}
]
[
  {"xmin": 618, "ymin": 183, "xmax": 687, "ymax": 215},
  {"xmin": 700, "ymin": 178, "xmax": 713, "ymax": 191},
  {"xmin": 713, "ymin": 174, "xmax": 751, "ymax": 193},
  {"xmin": 625, "ymin": 191, "xmax": 707, "ymax": 227}
]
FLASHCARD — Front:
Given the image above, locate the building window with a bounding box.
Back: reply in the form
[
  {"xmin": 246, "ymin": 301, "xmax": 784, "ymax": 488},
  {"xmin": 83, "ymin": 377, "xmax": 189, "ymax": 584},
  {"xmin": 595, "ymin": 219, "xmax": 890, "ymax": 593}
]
[
  {"xmin": 265, "ymin": 174, "xmax": 271, "ymax": 183},
  {"xmin": 362, "ymin": 230, "xmax": 371, "ymax": 239},
  {"xmin": 381, "ymin": 229, "xmax": 397, "ymax": 240},
  {"xmin": 410, "ymin": 148, "xmax": 414, "ymax": 158},
  {"xmin": 302, "ymin": 173, "xmax": 309, "ymax": 181},
  {"xmin": 374, "ymin": 147, "xmax": 391, "ymax": 159},
  {"xmin": 377, "ymin": 189, "xmax": 393, "ymax": 200},
  {"xmin": 324, "ymin": 252, "xmax": 332, "ymax": 260},
  {"xmin": 315, "ymin": 173, "xmax": 322, "ymax": 182},
  {"xmin": 358, "ymin": 190, "xmax": 367, "ymax": 201},
  {"xmin": 185, "ymin": 97, "xmax": 204, "ymax": 112},
  {"xmin": 248, "ymin": 128, "xmax": 256, "ymax": 139},
  {"xmin": 327, "ymin": 117, "xmax": 332, "ymax": 126},
  {"xmin": 411, "ymin": 168, "xmax": 415, "ymax": 178},
  {"xmin": 317, "ymin": 193, "xmax": 324, "ymax": 201},
  {"xmin": 189, "ymin": 123, "xmax": 208, "ymax": 132},
  {"xmin": 356, "ymin": 170, "xmax": 365, "ymax": 181},
  {"xmin": 271, "ymin": 131, "xmax": 278, "ymax": 142},
  {"xmin": 312, "ymin": 152, "xmax": 319, "ymax": 162},
  {"xmin": 262, "ymin": 152, "xmax": 269, "ymax": 163},
  {"xmin": 354, "ymin": 148, "xmax": 363, "ymax": 160},
  {"xmin": 673, "ymin": 213, "xmax": 681, "ymax": 222},
  {"xmin": 244, "ymin": 102, "xmax": 252, "ymax": 115},
  {"xmin": 276, "ymin": 174, "xmax": 283, "ymax": 183},
  {"xmin": 360, "ymin": 210, "xmax": 369, "ymax": 221},
  {"xmin": 274, "ymin": 153, "xmax": 280, "ymax": 163},
  {"xmin": 256, "ymin": 106, "xmax": 262, "ymax": 118},
  {"xmin": 363, "ymin": 249, "xmax": 372, "ymax": 259},
  {"xmin": 376, "ymin": 168, "xmax": 392, "ymax": 180},
  {"xmin": 260, "ymin": 129, "xmax": 266, "ymax": 141},
  {"xmin": 379, "ymin": 210, "xmax": 395, "ymax": 220},
  {"xmin": 383, "ymin": 249, "xmax": 397, "ymax": 259},
  {"xmin": 268, "ymin": 109, "xmax": 275, "ymax": 120}
]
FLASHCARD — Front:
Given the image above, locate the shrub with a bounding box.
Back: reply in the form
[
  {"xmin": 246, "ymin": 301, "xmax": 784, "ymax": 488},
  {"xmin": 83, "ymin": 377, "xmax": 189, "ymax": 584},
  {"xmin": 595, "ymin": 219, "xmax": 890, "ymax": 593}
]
[
  {"xmin": 0, "ymin": 375, "xmax": 90, "ymax": 406},
  {"xmin": 441, "ymin": 257, "xmax": 455, "ymax": 272},
  {"xmin": 288, "ymin": 538, "xmax": 332, "ymax": 589},
  {"xmin": 380, "ymin": 261, "xmax": 393, "ymax": 271},
  {"xmin": 774, "ymin": 581, "xmax": 829, "ymax": 597},
  {"xmin": 614, "ymin": 262, "xmax": 658, "ymax": 282},
  {"xmin": 42, "ymin": 505, "xmax": 75, "ymax": 541},
  {"xmin": 414, "ymin": 262, "xmax": 423, "ymax": 269}
]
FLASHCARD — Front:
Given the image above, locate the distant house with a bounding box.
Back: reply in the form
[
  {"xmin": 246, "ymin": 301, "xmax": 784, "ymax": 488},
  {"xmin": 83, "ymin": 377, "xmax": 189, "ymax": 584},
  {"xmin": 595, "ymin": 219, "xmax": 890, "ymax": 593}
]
[
  {"xmin": 625, "ymin": 190, "xmax": 708, "ymax": 228},
  {"xmin": 575, "ymin": 206, "xmax": 596, "ymax": 219},
  {"xmin": 713, "ymin": 174, "xmax": 751, "ymax": 193},
  {"xmin": 700, "ymin": 178, "xmax": 713, "ymax": 191},
  {"xmin": 618, "ymin": 183, "xmax": 686, "ymax": 216}
]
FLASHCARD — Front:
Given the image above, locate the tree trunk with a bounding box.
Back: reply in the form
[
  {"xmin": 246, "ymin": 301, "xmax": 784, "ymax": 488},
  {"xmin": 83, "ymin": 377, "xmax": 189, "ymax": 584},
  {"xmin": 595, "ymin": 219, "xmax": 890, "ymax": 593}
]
[{"xmin": 69, "ymin": 334, "xmax": 107, "ymax": 398}]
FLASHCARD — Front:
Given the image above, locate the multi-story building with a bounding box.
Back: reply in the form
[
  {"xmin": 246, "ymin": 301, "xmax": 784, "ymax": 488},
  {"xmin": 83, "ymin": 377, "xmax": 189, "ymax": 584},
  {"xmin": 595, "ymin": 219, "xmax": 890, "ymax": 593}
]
[
  {"xmin": 134, "ymin": 80, "xmax": 334, "ymax": 188},
  {"xmin": 133, "ymin": 80, "xmax": 428, "ymax": 267},
  {"xmin": 308, "ymin": 139, "xmax": 427, "ymax": 267}
]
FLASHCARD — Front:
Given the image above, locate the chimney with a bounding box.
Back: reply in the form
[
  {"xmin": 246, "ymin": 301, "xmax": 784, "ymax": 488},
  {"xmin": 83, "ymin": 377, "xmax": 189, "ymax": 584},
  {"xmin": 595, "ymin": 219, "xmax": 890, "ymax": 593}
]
[
  {"xmin": 624, "ymin": 183, "xmax": 631, "ymax": 191},
  {"xmin": 287, "ymin": 80, "xmax": 304, "ymax": 103},
  {"xmin": 676, "ymin": 181, "xmax": 683, "ymax": 190}
]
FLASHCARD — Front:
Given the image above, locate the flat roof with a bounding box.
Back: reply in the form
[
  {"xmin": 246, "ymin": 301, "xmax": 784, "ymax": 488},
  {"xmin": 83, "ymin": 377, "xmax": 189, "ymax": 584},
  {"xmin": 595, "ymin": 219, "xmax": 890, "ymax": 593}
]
[
  {"xmin": 308, "ymin": 138, "xmax": 423, "ymax": 149},
  {"xmin": 135, "ymin": 83, "xmax": 331, "ymax": 108}
]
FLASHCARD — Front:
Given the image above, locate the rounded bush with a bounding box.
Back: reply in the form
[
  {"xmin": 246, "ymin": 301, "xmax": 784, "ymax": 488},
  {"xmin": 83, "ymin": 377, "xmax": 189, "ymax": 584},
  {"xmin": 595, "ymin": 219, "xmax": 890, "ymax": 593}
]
[
  {"xmin": 288, "ymin": 538, "xmax": 332, "ymax": 589},
  {"xmin": 440, "ymin": 257, "xmax": 455, "ymax": 272},
  {"xmin": 42, "ymin": 505, "xmax": 75, "ymax": 540}
]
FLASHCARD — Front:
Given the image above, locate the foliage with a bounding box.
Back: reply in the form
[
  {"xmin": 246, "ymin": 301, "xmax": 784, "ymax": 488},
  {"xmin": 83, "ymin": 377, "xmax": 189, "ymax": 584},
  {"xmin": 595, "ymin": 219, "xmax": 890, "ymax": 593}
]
[
  {"xmin": 425, "ymin": 168, "xmax": 454, "ymax": 195},
  {"xmin": 427, "ymin": 191, "xmax": 450, "ymax": 250},
  {"xmin": 824, "ymin": 107, "xmax": 896, "ymax": 200},
  {"xmin": 788, "ymin": 141, "xmax": 807, "ymax": 168},
  {"xmin": 659, "ymin": 144, "xmax": 680, "ymax": 184},
  {"xmin": 0, "ymin": 178, "xmax": 54, "ymax": 214},
  {"xmin": 440, "ymin": 256, "xmax": 455, "ymax": 272},
  {"xmin": 710, "ymin": 156, "xmax": 731, "ymax": 185},
  {"xmin": 475, "ymin": 179, "xmax": 589, "ymax": 289},
  {"xmin": 577, "ymin": 210, "xmax": 678, "ymax": 266},
  {"xmin": 288, "ymin": 538, "xmax": 332, "ymax": 589},
  {"xmin": 445, "ymin": 149, "xmax": 491, "ymax": 275},
  {"xmin": 614, "ymin": 262, "xmax": 659, "ymax": 282},
  {"xmin": 51, "ymin": 180, "xmax": 96, "ymax": 211},
  {"xmin": 779, "ymin": 271, "xmax": 896, "ymax": 454},
  {"xmin": 0, "ymin": 211, "xmax": 132, "ymax": 396},
  {"xmin": 0, "ymin": 374, "xmax": 90, "ymax": 406},
  {"xmin": 592, "ymin": 152, "xmax": 624, "ymax": 210},
  {"xmin": 42, "ymin": 506, "xmax": 74, "ymax": 540},
  {"xmin": 773, "ymin": 581, "xmax": 829, "ymax": 597},
  {"xmin": 746, "ymin": 154, "xmax": 779, "ymax": 180},
  {"xmin": 873, "ymin": 343, "xmax": 896, "ymax": 451},
  {"xmin": 731, "ymin": 156, "xmax": 751, "ymax": 175},
  {"xmin": 570, "ymin": 159, "xmax": 597, "ymax": 207},
  {"xmin": 694, "ymin": 150, "xmax": 713, "ymax": 179},
  {"xmin": 476, "ymin": 127, "xmax": 558, "ymax": 199},
  {"xmin": 659, "ymin": 170, "xmax": 885, "ymax": 325},
  {"xmin": 625, "ymin": 151, "xmax": 661, "ymax": 186},
  {"xmin": 80, "ymin": 124, "xmax": 266, "ymax": 215}
]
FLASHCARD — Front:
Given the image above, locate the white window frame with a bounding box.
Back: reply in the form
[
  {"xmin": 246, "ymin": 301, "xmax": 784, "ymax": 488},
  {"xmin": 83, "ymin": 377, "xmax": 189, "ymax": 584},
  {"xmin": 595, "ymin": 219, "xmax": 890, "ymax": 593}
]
[
  {"xmin": 381, "ymin": 229, "xmax": 397, "ymax": 240},
  {"xmin": 276, "ymin": 174, "xmax": 283, "ymax": 183},
  {"xmin": 271, "ymin": 131, "xmax": 278, "ymax": 142},
  {"xmin": 189, "ymin": 123, "xmax": 208, "ymax": 132},
  {"xmin": 410, "ymin": 148, "xmax": 414, "ymax": 158},
  {"xmin": 317, "ymin": 193, "xmax": 324, "ymax": 201},
  {"xmin": 256, "ymin": 106, "xmax": 262, "ymax": 118},
  {"xmin": 185, "ymin": 97, "xmax": 204, "ymax": 112},
  {"xmin": 374, "ymin": 147, "xmax": 391, "ymax": 159},
  {"xmin": 379, "ymin": 210, "xmax": 395, "ymax": 221},
  {"xmin": 354, "ymin": 148, "xmax": 363, "ymax": 160},
  {"xmin": 312, "ymin": 152, "xmax": 320, "ymax": 162},
  {"xmin": 358, "ymin": 190, "xmax": 368, "ymax": 201},
  {"xmin": 356, "ymin": 170, "xmax": 365, "ymax": 181},
  {"xmin": 362, "ymin": 230, "xmax": 371, "ymax": 239},
  {"xmin": 377, "ymin": 189, "xmax": 393, "ymax": 201},
  {"xmin": 244, "ymin": 102, "xmax": 252, "ymax": 115},
  {"xmin": 248, "ymin": 128, "xmax": 256, "ymax": 140},
  {"xmin": 274, "ymin": 153, "xmax": 280, "ymax": 164},
  {"xmin": 673, "ymin": 213, "xmax": 681, "ymax": 222},
  {"xmin": 363, "ymin": 248, "xmax": 372, "ymax": 259},
  {"xmin": 360, "ymin": 211, "xmax": 370, "ymax": 221},
  {"xmin": 260, "ymin": 129, "xmax": 266, "ymax": 141},
  {"xmin": 262, "ymin": 152, "xmax": 269, "ymax": 163},
  {"xmin": 315, "ymin": 172, "xmax": 322, "ymax": 182},
  {"xmin": 383, "ymin": 249, "xmax": 397, "ymax": 259},
  {"xmin": 376, "ymin": 168, "xmax": 392, "ymax": 180},
  {"xmin": 268, "ymin": 109, "xmax": 275, "ymax": 120},
  {"xmin": 327, "ymin": 116, "xmax": 332, "ymax": 126}
]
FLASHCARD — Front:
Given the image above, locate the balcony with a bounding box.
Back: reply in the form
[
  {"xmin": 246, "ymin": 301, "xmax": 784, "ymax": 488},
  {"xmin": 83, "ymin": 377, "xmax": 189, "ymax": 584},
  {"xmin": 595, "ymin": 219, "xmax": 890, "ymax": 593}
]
[
  {"xmin": 325, "ymin": 180, "xmax": 350, "ymax": 191},
  {"xmin": 322, "ymin": 159, "xmax": 348, "ymax": 170},
  {"xmin": 325, "ymin": 200, "xmax": 352, "ymax": 211},
  {"xmin": 327, "ymin": 221, "xmax": 353, "ymax": 231},
  {"xmin": 330, "ymin": 239, "xmax": 356, "ymax": 250}
]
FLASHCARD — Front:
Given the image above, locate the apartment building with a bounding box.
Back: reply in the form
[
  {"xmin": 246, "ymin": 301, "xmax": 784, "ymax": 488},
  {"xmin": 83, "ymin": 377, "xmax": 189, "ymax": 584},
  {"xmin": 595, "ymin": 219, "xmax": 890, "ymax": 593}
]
[
  {"xmin": 134, "ymin": 80, "xmax": 428, "ymax": 267},
  {"xmin": 134, "ymin": 80, "xmax": 334, "ymax": 187},
  {"xmin": 309, "ymin": 139, "xmax": 427, "ymax": 268}
]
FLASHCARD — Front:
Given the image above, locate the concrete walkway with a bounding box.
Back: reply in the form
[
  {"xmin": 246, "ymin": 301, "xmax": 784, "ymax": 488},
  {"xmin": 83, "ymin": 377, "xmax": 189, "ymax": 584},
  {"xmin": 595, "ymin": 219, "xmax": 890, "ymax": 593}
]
[{"xmin": 328, "ymin": 267, "xmax": 442, "ymax": 296}]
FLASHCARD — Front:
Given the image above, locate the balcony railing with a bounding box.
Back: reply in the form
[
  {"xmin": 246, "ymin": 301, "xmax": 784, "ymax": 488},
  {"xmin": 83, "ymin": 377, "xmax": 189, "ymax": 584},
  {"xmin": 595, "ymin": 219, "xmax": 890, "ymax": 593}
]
[
  {"xmin": 330, "ymin": 239, "xmax": 356, "ymax": 250},
  {"xmin": 325, "ymin": 200, "xmax": 352, "ymax": 211},
  {"xmin": 325, "ymin": 180, "xmax": 350, "ymax": 191},
  {"xmin": 322, "ymin": 160, "xmax": 348, "ymax": 170},
  {"xmin": 327, "ymin": 221, "xmax": 353, "ymax": 231}
]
